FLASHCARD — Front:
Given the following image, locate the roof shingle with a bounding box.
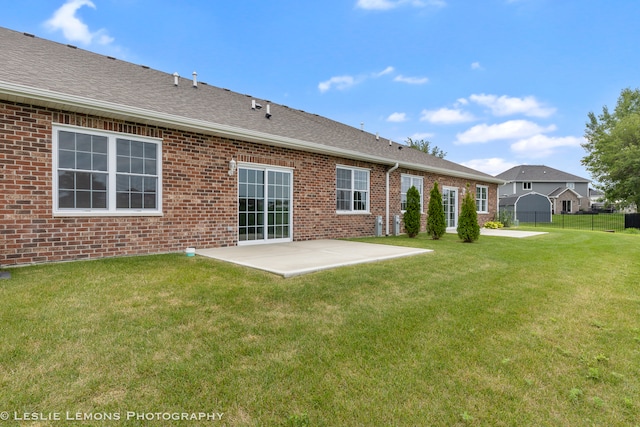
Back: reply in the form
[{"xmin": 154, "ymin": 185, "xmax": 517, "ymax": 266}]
[
  {"xmin": 495, "ymin": 165, "xmax": 589, "ymax": 183},
  {"xmin": 0, "ymin": 26, "xmax": 501, "ymax": 183}
]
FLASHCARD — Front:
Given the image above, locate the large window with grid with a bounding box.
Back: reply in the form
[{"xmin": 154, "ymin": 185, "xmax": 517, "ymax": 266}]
[
  {"xmin": 336, "ymin": 166, "xmax": 369, "ymax": 213},
  {"xmin": 401, "ymin": 174, "xmax": 423, "ymax": 212},
  {"xmin": 53, "ymin": 125, "xmax": 162, "ymax": 216}
]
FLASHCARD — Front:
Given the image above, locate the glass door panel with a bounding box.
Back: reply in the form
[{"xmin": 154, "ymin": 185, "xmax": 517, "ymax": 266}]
[
  {"xmin": 238, "ymin": 168, "xmax": 265, "ymax": 242},
  {"xmin": 442, "ymin": 187, "xmax": 458, "ymax": 229},
  {"xmin": 239, "ymin": 167, "xmax": 292, "ymax": 244}
]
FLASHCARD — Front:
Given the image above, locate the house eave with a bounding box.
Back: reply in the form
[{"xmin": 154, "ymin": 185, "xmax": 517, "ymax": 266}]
[{"xmin": 0, "ymin": 81, "xmax": 504, "ymax": 184}]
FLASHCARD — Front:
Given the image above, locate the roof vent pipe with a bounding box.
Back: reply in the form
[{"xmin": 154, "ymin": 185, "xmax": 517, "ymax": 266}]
[
  {"xmin": 265, "ymin": 104, "xmax": 272, "ymax": 119},
  {"xmin": 360, "ymin": 122, "xmax": 364, "ymax": 131},
  {"xmin": 376, "ymin": 132, "xmax": 379, "ymax": 140},
  {"xmin": 173, "ymin": 72, "xmax": 179, "ymax": 86},
  {"xmin": 192, "ymin": 71, "xmax": 197, "ymax": 88}
]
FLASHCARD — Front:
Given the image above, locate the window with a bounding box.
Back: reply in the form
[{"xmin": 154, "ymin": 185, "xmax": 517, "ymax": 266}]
[
  {"xmin": 476, "ymin": 185, "xmax": 488, "ymax": 213},
  {"xmin": 336, "ymin": 166, "xmax": 369, "ymax": 213},
  {"xmin": 401, "ymin": 175, "xmax": 423, "ymax": 212},
  {"xmin": 566, "ymin": 182, "xmax": 575, "ymax": 189},
  {"xmin": 54, "ymin": 125, "xmax": 162, "ymax": 216},
  {"xmin": 523, "ymin": 182, "xmax": 532, "ymax": 190}
]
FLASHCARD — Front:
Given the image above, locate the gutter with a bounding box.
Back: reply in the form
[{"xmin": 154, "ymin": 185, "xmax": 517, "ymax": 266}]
[
  {"xmin": 0, "ymin": 81, "xmax": 506, "ymax": 185},
  {"xmin": 386, "ymin": 163, "xmax": 399, "ymax": 235}
]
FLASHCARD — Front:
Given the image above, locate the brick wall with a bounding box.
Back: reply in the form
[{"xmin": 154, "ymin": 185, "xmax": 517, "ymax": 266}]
[{"xmin": 1, "ymin": 100, "xmax": 498, "ymax": 266}]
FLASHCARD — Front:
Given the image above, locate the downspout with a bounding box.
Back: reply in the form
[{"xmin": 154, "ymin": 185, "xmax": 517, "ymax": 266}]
[{"xmin": 386, "ymin": 163, "xmax": 399, "ymax": 236}]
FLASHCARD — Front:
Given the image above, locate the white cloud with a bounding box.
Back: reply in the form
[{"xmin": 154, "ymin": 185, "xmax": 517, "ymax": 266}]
[
  {"xmin": 318, "ymin": 75, "xmax": 357, "ymax": 93},
  {"xmin": 387, "ymin": 112, "xmax": 408, "ymax": 122},
  {"xmin": 318, "ymin": 65, "xmax": 400, "ymax": 92},
  {"xmin": 460, "ymin": 158, "xmax": 518, "ymax": 176},
  {"xmin": 356, "ymin": 0, "xmax": 446, "ymax": 10},
  {"xmin": 511, "ymin": 135, "xmax": 585, "ymax": 158},
  {"xmin": 394, "ymin": 75, "xmax": 429, "ymax": 84},
  {"xmin": 471, "ymin": 61, "xmax": 483, "ymax": 70},
  {"xmin": 409, "ymin": 132, "xmax": 435, "ymax": 141},
  {"xmin": 44, "ymin": 0, "xmax": 113, "ymax": 46},
  {"xmin": 469, "ymin": 94, "xmax": 556, "ymax": 118},
  {"xmin": 373, "ymin": 66, "xmax": 395, "ymax": 77},
  {"xmin": 420, "ymin": 108, "xmax": 475, "ymax": 124},
  {"xmin": 455, "ymin": 120, "xmax": 556, "ymax": 144}
]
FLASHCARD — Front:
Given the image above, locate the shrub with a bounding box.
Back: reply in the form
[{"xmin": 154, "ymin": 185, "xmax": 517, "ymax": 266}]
[
  {"xmin": 426, "ymin": 182, "xmax": 446, "ymax": 240},
  {"xmin": 457, "ymin": 186, "xmax": 480, "ymax": 242},
  {"xmin": 498, "ymin": 210, "xmax": 513, "ymax": 227},
  {"xmin": 404, "ymin": 186, "xmax": 421, "ymax": 238},
  {"xmin": 484, "ymin": 221, "xmax": 504, "ymax": 229}
]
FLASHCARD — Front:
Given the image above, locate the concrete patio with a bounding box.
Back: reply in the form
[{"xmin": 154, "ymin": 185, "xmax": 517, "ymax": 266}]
[{"xmin": 196, "ymin": 240, "xmax": 432, "ymax": 278}]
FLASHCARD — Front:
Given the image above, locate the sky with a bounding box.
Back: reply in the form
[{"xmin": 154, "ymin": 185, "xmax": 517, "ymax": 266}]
[{"xmin": 2, "ymin": 0, "xmax": 639, "ymax": 181}]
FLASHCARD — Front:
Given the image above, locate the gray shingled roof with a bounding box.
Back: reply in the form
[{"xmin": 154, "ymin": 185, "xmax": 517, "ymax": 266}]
[
  {"xmin": 0, "ymin": 26, "xmax": 502, "ymax": 183},
  {"xmin": 495, "ymin": 165, "xmax": 589, "ymax": 183}
]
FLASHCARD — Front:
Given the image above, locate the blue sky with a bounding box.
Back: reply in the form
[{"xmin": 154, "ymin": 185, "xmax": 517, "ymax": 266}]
[{"xmin": 2, "ymin": 0, "xmax": 639, "ymax": 180}]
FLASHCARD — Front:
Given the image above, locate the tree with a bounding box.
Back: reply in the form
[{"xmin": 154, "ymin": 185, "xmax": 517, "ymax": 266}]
[
  {"xmin": 582, "ymin": 87, "xmax": 640, "ymax": 209},
  {"xmin": 457, "ymin": 186, "xmax": 480, "ymax": 243},
  {"xmin": 403, "ymin": 186, "xmax": 421, "ymax": 238},
  {"xmin": 426, "ymin": 182, "xmax": 446, "ymax": 240},
  {"xmin": 405, "ymin": 137, "xmax": 447, "ymax": 158}
]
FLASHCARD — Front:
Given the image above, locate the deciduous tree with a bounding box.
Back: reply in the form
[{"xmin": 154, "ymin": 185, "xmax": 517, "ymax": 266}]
[
  {"xmin": 405, "ymin": 137, "xmax": 447, "ymax": 158},
  {"xmin": 582, "ymin": 88, "xmax": 640, "ymax": 209}
]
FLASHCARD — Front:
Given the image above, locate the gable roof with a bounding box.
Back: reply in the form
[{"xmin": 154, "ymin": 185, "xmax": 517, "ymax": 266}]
[
  {"xmin": 0, "ymin": 26, "xmax": 503, "ymax": 184},
  {"xmin": 547, "ymin": 186, "xmax": 583, "ymax": 198},
  {"xmin": 495, "ymin": 165, "xmax": 589, "ymax": 183}
]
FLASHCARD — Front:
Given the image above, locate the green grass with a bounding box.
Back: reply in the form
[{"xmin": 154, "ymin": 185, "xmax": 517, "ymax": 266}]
[{"xmin": 1, "ymin": 229, "xmax": 639, "ymax": 426}]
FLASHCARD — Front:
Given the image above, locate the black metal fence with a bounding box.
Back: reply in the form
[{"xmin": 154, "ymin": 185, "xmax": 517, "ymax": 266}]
[{"xmin": 511, "ymin": 211, "xmax": 629, "ymax": 232}]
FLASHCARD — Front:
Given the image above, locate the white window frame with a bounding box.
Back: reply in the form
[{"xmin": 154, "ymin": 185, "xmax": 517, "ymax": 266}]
[
  {"xmin": 401, "ymin": 174, "xmax": 424, "ymax": 213},
  {"xmin": 476, "ymin": 185, "xmax": 488, "ymax": 213},
  {"xmin": 52, "ymin": 124, "xmax": 163, "ymax": 217},
  {"xmin": 523, "ymin": 182, "xmax": 532, "ymax": 190},
  {"xmin": 336, "ymin": 165, "xmax": 370, "ymax": 214},
  {"xmin": 566, "ymin": 182, "xmax": 575, "ymax": 189}
]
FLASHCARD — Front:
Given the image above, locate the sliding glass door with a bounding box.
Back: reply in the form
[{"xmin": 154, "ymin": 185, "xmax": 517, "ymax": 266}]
[{"xmin": 238, "ymin": 167, "xmax": 292, "ymax": 244}]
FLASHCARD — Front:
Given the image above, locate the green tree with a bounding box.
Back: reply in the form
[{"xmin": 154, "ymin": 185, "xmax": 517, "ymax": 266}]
[
  {"xmin": 403, "ymin": 186, "xmax": 421, "ymax": 238},
  {"xmin": 426, "ymin": 182, "xmax": 446, "ymax": 240},
  {"xmin": 457, "ymin": 186, "xmax": 480, "ymax": 243},
  {"xmin": 405, "ymin": 137, "xmax": 447, "ymax": 158},
  {"xmin": 582, "ymin": 87, "xmax": 640, "ymax": 209}
]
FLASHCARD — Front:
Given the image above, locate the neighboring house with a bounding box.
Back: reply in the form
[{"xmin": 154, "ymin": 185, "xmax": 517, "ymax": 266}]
[
  {"xmin": 0, "ymin": 27, "xmax": 503, "ymax": 266},
  {"xmin": 499, "ymin": 192, "xmax": 552, "ymax": 224},
  {"xmin": 496, "ymin": 165, "xmax": 590, "ymax": 214}
]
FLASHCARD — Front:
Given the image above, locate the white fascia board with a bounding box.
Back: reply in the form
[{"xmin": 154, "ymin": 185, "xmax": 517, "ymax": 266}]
[{"xmin": 1, "ymin": 81, "xmax": 505, "ymax": 184}]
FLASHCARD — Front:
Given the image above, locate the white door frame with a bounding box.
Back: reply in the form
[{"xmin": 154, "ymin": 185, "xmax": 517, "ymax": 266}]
[
  {"xmin": 442, "ymin": 186, "xmax": 459, "ymax": 230},
  {"xmin": 237, "ymin": 164, "xmax": 293, "ymax": 245}
]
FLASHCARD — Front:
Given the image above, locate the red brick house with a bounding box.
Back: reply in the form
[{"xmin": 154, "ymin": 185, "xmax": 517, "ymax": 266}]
[{"xmin": 0, "ymin": 27, "xmax": 503, "ymax": 266}]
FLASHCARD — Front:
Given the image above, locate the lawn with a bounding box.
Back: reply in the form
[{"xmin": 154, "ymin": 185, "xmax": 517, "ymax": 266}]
[{"xmin": 1, "ymin": 229, "xmax": 639, "ymax": 426}]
